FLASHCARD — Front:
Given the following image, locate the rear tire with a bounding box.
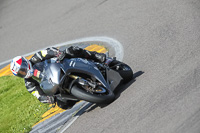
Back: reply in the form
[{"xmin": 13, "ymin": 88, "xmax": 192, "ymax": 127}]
[
  {"xmin": 111, "ymin": 61, "xmax": 133, "ymax": 82},
  {"xmin": 71, "ymin": 84, "xmax": 115, "ymax": 104}
]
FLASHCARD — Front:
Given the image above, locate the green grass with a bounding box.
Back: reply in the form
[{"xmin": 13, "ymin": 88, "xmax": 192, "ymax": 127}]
[{"xmin": 0, "ymin": 76, "xmax": 49, "ymax": 133}]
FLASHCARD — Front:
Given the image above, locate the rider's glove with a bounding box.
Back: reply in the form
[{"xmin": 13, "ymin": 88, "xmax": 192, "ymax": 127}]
[
  {"xmin": 47, "ymin": 96, "xmax": 56, "ymax": 104},
  {"xmin": 56, "ymin": 50, "xmax": 66, "ymax": 61}
]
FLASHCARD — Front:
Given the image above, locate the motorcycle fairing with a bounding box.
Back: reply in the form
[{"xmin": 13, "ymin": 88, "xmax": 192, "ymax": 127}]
[
  {"xmin": 61, "ymin": 58, "xmax": 110, "ymax": 89},
  {"xmin": 40, "ymin": 58, "xmax": 110, "ymax": 95}
]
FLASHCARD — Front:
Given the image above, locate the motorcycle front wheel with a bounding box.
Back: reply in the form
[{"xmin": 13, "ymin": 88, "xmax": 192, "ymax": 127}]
[{"xmin": 71, "ymin": 84, "xmax": 115, "ymax": 104}]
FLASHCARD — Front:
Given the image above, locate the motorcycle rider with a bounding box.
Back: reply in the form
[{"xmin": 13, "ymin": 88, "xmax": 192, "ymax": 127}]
[{"xmin": 10, "ymin": 46, "xmax": 108, "ymax": 109}]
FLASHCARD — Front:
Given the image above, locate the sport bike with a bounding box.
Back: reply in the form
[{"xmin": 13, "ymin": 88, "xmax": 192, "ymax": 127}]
[{"xmin": 36, "ymin": 57, "xmax": 133, "ymax": 105}]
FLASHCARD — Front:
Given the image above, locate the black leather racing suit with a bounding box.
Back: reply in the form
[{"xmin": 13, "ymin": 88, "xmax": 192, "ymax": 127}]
[{"xmin": 24, "ymin": 46, "xmax": 106, "ymax": 104}]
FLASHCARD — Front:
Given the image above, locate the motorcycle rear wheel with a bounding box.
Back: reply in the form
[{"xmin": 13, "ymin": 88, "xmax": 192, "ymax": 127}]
[{"xmin": 111, "ymin": 61, "xmax": 133, "ymax": 82}]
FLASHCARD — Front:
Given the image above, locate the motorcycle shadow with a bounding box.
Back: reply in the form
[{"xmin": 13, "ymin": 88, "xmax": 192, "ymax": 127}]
[
  {"xmin": 114, "ymin": 70, "xmax": 144, "ymax": 98},
  {"xmin": 86, "ymin": 71, "xmax": 144, "ymax": 111}
]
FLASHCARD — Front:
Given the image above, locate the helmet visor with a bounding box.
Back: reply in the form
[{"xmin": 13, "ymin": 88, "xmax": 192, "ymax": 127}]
[{"xmin": 16, "ymin": 58, "xmax": 29, "ymax": 78}]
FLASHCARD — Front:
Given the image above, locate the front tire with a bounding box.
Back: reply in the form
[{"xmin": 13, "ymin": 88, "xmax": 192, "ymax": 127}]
[{"xmin": 71, "ymin": 84, "xmax": 115, "ymax": 104}]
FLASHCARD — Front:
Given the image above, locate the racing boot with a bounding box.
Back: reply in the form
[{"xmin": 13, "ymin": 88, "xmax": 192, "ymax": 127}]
[
  {"xmin": 64, "ymin": 46, "xmax": 107, "ymax": 63},
  {"xmin": 68, "ymin": 46, "xmax": 106, "ymax": 63},
  {"xmin": 92, "ymin": 52, "xmax": 106, "ymax": 63}
]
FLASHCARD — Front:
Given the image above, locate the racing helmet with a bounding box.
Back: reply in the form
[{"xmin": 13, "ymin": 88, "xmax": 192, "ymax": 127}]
[{"xmin": 10, "ymin": 56, "xmax": 33, "ymax": 78}]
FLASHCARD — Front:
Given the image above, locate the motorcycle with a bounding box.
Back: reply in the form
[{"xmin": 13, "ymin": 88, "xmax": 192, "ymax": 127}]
[{"xmin": 35, "ymin": 56, "xmax": 133, "ymax": 106}]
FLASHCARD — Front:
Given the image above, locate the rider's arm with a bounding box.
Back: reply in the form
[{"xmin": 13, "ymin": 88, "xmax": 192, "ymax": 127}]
[{"xmin": 24, "ymin": 78, "xmax": 55, "ymax": 104}]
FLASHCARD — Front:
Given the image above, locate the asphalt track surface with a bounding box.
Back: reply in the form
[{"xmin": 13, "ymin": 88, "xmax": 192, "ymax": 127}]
[{"xmin": 1, "ymin": 0, "xmax": 200, "ymax": 133}]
